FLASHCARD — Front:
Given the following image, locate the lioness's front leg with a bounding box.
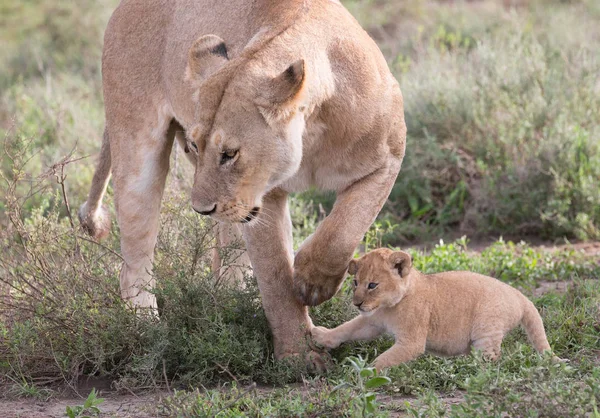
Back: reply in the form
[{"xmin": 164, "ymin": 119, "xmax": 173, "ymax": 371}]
[
  {"xmin": 294, "ymin": 158, "xmax": 402, "ymax": 306},
  {"xmin": 242, "ymin": 189, "xmax": 314, "ymax": 360},
  {"xmin": 311, "ymin": 316, "xmax": 383, "ymax": 349}
]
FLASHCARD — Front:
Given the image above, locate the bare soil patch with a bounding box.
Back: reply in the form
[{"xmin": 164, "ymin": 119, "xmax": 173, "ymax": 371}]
[{"xmin": 0, "ymin": 393, "xmax": 164, "ymax": 418}]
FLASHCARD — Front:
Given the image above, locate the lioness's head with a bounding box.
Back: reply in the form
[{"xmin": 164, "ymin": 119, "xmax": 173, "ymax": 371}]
[
  {"xmin": 186, "ymin": 34, "xmax": 307, "ymax": 223},
  {"xmin": 347, "ymin": 249, "xmax": 414, "ymax": 316}
]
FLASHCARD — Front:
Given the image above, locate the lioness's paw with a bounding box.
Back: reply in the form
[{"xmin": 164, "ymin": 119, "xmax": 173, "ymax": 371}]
[
  {"xmin": 310, "ymin": 326, "xmax": 339, "ymax": 349},
  {"xmin": 278, "ymin": 348, "xmax": 332, "ymax": 373},
  {"xmin": 293, "ymin": 251, "xmax": 345, "ymax": 306},
  {"xmin": 305, "ymin": 349, "xmax": 332, "ymax": 373}
]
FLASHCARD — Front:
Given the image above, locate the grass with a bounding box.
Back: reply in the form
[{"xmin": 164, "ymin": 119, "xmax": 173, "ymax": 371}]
[{"xmin": 0, "ymin": 0, "xmax": 599, "ymax": 416}]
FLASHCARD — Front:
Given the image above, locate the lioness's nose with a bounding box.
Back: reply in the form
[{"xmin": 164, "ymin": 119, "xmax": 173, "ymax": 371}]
[
  {"xmin": 194, "ymin": 204, "xmax": 217, "ymax": 216},
  {"xmin": 354, "ymin": 301, "xmax": 363, "ymax": 309}
]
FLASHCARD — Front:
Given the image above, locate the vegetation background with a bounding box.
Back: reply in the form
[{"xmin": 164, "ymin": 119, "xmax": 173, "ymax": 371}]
[{"xmin": 0, "ymin": 0, "xmax": 599, "ymax": 416}]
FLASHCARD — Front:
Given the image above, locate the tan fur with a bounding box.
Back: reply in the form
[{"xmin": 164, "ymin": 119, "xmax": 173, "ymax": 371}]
[
  {"xmin": 79, "ymin": 0, "xmax": 406, "ymax": 360},
  {"xmin": 312, "ymin": 249, "xmax": 554, "ymax": 371},
  {"xmin": 78, "ymin": 129, "xmax": 112, "ymax": 240}
]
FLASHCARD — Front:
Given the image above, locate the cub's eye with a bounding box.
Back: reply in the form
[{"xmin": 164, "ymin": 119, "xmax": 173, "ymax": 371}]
[
  {"xmin": 220, "ymin": 149, "xmax": 239, "ymax": 165},
  {"xmin": 189, "ymin": 142, "xmax": 199, "ymax": 154},
  {"xmin": 353, "ymin": 280, "xmax": 358, "ymax": 287},
  {"xmin": 367, "ymin": 282, "xmax": 378, "ymax": 290}
]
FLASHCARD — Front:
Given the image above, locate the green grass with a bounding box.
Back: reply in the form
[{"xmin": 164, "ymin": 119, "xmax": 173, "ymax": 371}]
[{"xmin": 0, "ymin": 0, "xmax": 599, "ymax": 416}]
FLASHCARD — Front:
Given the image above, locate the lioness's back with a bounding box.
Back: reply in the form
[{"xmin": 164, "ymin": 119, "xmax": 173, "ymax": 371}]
[{"xmin": 105, "ymin": 0, "xmax": 394, "ymax": 126}]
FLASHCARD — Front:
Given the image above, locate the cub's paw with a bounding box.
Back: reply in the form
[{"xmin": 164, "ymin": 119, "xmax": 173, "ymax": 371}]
[
  {"xmin": 373, "ymin": 357, "xmax": 393, "ymax": 372},
  {"xmin": 293, "ymin": 250, "xmax": 345, "ymax": 306},
  {"xmin": 310, "ymin": 326, "xmax": 339, "ymax": 349}
]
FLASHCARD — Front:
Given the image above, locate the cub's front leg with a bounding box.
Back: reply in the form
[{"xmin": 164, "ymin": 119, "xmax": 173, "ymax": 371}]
[
  {"xmin": 294, "ymin": 159, "xmax": 402, "ymax": 306},
  {"xmin": 373, "ymin": 315, "xmax": 429, "ymax": 371},
  {"xmin": 311, "ymin": 315, "xmax": 383, "ymax": 349},
  {"xmin": 373, "ymin": 343, "xmax": 425, "ymax": 371}
]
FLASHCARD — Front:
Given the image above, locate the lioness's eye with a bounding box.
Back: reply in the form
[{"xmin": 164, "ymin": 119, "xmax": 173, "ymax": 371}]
[
  {"xmin": 353, "ymin": 280, "xmax": 358, "ymax": 287},
  {"xmin": 220, "ymin": 149, "xmax": 239, "ymax": 165},
  {"xmin": 368, "ymin": 282, "xmax": 378, "ymax": 290},
  {"xmin": 189, "ymin": 142, "xmax": 199, "ymax": 153}
]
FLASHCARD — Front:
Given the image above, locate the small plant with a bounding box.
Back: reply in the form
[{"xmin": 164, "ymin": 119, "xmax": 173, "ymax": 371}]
[
  {"xmin": 65, "ymin": 389, "xmax": 105, "ymax": 418},
  {"xmin": 405, "ymin": 390, "xmax": 447, "ymax": 418},
  {"xmin": 333, "ymin": 355, "xmax": 392, "ymax": 417},
  {"xmin": 6, "ymin": 379, "xmax": 54, "ymax": 401},
  {"xmin": 363, "ymin": 220, "xmax": 398, "ymax": 252}
]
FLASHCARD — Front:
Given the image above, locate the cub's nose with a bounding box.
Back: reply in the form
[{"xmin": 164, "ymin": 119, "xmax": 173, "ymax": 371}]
[{"xmin": 194, "ymin": 204, "xmax": 217, "ymax": 216}]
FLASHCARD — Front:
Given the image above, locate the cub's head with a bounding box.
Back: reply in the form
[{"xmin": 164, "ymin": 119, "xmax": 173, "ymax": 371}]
[
  {"xmin": 186, "ymin": 34, "xmax": 307, "ymax": 224},
  {"xmin": 347, "ymin": 249, "xmax": 414, "ymax": 316}
]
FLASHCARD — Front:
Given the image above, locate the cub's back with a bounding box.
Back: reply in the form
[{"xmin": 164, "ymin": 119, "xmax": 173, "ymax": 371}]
[
  {"xmin": 426, "ymin": 271, "xmax": 523, "ymax": 301},
  {"xmin": 421, "ymin": 271, "xmax": 526, "ymax": 331}
]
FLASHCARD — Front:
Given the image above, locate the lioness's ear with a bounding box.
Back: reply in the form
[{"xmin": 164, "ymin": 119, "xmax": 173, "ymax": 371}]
[
  {"xmin": 186, "ymin": 35, "xmax": 230, "ymax": 86},
  {"xmin": 347, "ymin": 259, "xmax": 359, "ymax": 276},
  {"xmin": 389, "ymin": 251, "xmax": 412, "ymax": 278},
  {"xmin": 255, "ymin": 60, "xmax": 306, "ymax": 120},
  {"xmin": 270, "ymin": 60, "xmax": 305, "ymax": 105}
]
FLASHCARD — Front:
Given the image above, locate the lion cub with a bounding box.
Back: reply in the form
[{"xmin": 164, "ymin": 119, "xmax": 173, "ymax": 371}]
[{"xmin": 311, "ymin": 248, "xmax": 554, "ymax": 371}]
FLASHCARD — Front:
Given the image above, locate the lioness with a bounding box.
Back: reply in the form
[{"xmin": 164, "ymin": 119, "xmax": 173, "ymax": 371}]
[
  {"xmin": 311, "ymin": 249, "xmax": 555, "ymax": 370},
  {"xmin": 78, "ymin": 0, "xmax": 406, "ymax": 363}
]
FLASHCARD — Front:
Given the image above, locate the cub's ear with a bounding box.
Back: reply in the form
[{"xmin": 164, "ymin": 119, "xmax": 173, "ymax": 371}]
[
  {"xmin": 389, "ymin": 251, "xmax": 412, "ymax": 278},
  {"xmin": 186, "ymin": 35, "xmax": 230, "ymax": 86},
  {"xmin": 347, "ymin": 259, "xmax": 359, "ymax": 276},
  {"xmin": 255, "ymin": 60, "xmax": 306, "ymax": 121}
]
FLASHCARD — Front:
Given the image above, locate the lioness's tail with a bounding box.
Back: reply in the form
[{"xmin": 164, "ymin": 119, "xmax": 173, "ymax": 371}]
[
  {"xmin": 78, "ymin": 128, "xmax": 112, "ymax": 240},
  {"xmin": 521, "ymin": 299, "xmax": 551, "ymax": 354}
]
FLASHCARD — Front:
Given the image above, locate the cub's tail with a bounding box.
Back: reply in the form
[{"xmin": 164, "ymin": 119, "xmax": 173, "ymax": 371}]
[
  {"xmin": 78, "ymin": 128, "xmax": 112, "ymax": 240},
  {"xmin": 521, "ymin": 299, "xmax": 551, "ymax": 354}
]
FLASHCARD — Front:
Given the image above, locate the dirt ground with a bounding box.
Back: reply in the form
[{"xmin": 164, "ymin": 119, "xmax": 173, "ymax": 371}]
[
  {"xmin": 0, "ymin": 390, "xmax": 466, "ymax": 418},
  {"xmin": 0, "ymin": 393, "xmax": 164, "ymax": 418}
]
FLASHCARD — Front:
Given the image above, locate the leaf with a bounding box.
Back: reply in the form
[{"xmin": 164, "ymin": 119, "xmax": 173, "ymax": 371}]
[
  {"xmin": 346, "ymin": 357, "xmax": 361, "ymax": 372},
  {"xmin": 332, "ymin": 382, "xmax": 350, "ymax": 392},
  {"xmin": 365, "ymin": 376, "xmax": 391, "ymax": 389},
  {"xmin": 65, "ymin": 406, "xmax": 75, "ymax": 418},
  {"xmin": 360, "ymin": 368, "xmax": 375, "ymax": 379},
  {"xmin": 84, "ymin": 389, "xmax": 97, "ymax": 409}
]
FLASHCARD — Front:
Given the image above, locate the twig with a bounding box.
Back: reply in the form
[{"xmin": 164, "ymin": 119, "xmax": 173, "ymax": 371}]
[
  {"xmin": 214, "ymin": 362, "xmax": 239, "ymax": 383},
  {"xmin": 210, "ymin": 382, "xmax": 257, "ymax": 418},
  {"xmin": 76, "ymin": 235, "xmax": 124, "ymax": 261},
  {"xmin": 42, "ymin": 150, "xmax": 90, "ymax": 256},
  {"xmin": 163, "ymin": 359, "xmax": 171, "ymax": 393}
]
